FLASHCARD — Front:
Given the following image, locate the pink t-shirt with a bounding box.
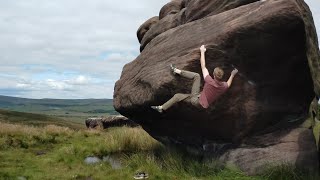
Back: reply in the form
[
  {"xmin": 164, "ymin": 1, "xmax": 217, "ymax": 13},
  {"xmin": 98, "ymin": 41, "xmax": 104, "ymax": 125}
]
[{"xmin": 199, "ymin": 75, "xmax": 228, "ymax": 108}]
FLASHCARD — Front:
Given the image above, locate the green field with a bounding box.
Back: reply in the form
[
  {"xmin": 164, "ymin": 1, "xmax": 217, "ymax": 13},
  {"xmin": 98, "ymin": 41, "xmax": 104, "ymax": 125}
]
[
  {"xmin": 0, "ymin": 95, "xmax": 118, "ymax": 124},
  {"xmin": 1, "ymin": 122, "xmax": 316, "ymax": 180}
]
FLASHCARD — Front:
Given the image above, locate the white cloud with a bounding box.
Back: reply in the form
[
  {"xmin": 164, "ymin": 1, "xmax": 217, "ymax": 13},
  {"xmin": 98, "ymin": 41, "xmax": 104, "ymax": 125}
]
[
  {"xmin": 16, "ymin": 83, "xmax": 31, "ymax": 88},
  {"xmin": 0, "ymin": 0, "xmax": 319, "ymax": 99},
  {"xmin": 67, "ymin": 75, "xmax": 91, "ymax": 85},
  {"xmin": 0, "ymin": 0, "xmax": 170, "ymax": 98},
  {"xmin": 0, "ymin": 74, "xmax": 111, "ymax": 99},
  {"xmin": 46, "ymin": 79, "xmax": 71, "ymax": 90}
]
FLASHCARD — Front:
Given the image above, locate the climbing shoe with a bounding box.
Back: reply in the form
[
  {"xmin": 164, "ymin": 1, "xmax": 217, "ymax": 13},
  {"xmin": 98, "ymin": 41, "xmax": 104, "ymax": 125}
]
[
  {"xmin": 170, "ymin": 64, "xmax": 177, "ymax": 75},
  {"xmin": 151, "ymin": 106, "xmax": 163, "ymax": 113},
  {"xmin": 133, "ymin": 172, "xmax": 149, "ymax": 179}
]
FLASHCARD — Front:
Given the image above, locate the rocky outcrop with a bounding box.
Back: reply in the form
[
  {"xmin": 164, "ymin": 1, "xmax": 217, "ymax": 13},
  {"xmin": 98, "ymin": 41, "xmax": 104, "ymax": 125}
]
[
  {"xmin": 137, "ymin": 17, "xmax": 159, "ymax": 44},
  {"xmin": 85, "ymin": 115, "xmax": 138, "ymax": 129},
  {"xmin": 138, "ymin": 0, "xmax": 264, "ymax": 52},
  {"xmin": 219, "ymin": 127, "xmax": 318, "ymax": 175},
  {"xmin": 114, "ymin": 0, "xmax": 320, "ymax": 175},
  {"xmin": 159, "ymin": 0, "xmax": 183, "ymax": 20}
]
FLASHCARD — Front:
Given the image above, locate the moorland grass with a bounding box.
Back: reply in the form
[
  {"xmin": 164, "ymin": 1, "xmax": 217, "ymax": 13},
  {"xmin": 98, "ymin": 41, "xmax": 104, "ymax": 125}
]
[
  {"xmin": 0, "ymin": 96, "xmax": 117, "ymax": 123},
  {"xmin": 0, "ymin": 109, "xmax": 83, "ymax": 129},
  {"xmin": 0, "ymin": 122, "xmax": 318, "ymax": 180}
]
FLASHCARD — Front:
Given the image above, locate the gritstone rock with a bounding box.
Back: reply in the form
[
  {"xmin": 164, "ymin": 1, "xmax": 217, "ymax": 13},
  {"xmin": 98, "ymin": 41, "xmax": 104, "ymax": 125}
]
[
  {"xmin": 85, "ymin": 115, "xmax": 138, "ymax": 129},
  {"xmin": 114, "ymin": 0, "xmax": 320, "ymax": 174}
]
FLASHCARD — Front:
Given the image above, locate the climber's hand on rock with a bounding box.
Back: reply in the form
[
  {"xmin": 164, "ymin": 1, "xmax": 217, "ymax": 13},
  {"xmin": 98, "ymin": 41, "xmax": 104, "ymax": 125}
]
[
  {"xmin": 231, "ymin": 69, "xmax": 238, "ymax": 76},
  {"xmin": 200, "ymin": 45, "xmax": 206, "ymax": 53}
]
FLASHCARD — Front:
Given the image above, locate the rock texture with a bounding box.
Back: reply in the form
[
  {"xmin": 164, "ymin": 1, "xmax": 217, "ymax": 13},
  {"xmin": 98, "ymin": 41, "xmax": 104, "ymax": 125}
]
[
  {"xmin": 219, "ymin": 127, "xmax": 318, "ymax": 175},
  {"xmin": 85, "ymin": 115, "xmax": 138, "ymax": 129},
  {"xmin": 137, "ymin": 16, "xmax": 159, "ymax": 44},
  {"xmin": 114, "ymin": 0, "xmax": 320, "ymax": 174}
]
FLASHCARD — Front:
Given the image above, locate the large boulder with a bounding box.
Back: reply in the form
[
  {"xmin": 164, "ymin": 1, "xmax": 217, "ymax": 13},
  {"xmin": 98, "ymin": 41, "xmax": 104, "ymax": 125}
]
[{"xmin": 114, "ymin": 0, "xmax": 320, "ymax": 174}]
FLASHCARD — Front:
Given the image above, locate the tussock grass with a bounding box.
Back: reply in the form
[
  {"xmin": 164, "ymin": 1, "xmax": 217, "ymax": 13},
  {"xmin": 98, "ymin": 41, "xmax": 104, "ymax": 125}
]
[
  {"xmin": 102, "ymin": 127, "xmax": 161, "ymax": 154},
  {"xmin": 0, "ymin": 122, "xmax": 73, "ymax": 150},
  {"xmin": 0, "ymin": 122, "xmax": 72, "ymax": 136},
  {"xmin": 0, "ymin": 122, "xmax": 318, "ymax": 179},
  {"xmin": 261, "ymin": 164, "xmax": 319, "ymax": 180}
]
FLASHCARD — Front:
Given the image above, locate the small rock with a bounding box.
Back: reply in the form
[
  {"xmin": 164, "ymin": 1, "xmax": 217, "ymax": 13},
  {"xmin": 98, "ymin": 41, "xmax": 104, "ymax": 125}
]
[
  {"xmin": 35, "ymin": 151, "xmax": 46, "ymax": 156},
  {"xmin": 85, "ymin": 115, "xmax": 138, "ymax": 129}
]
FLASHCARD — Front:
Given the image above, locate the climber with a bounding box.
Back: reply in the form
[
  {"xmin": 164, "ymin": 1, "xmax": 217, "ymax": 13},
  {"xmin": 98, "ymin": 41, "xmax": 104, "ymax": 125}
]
[{"xmin": 151, "ymin": 45, "xmax": 238, "ymax": 113}]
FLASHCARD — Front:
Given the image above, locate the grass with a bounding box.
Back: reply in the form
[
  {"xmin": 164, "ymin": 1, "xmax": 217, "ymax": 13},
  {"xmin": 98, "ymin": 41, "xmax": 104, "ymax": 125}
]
[
  {"xmin": 0, "ymin": 109, "xmax": 84, "ymax": 129},
  {"xmin": 0, "ymin": 122, "xmax": 318, "ymax": 180},
  {"xmin": 308, "ymin": 98, "xmax": 320, "ymax": 150},
  {"xmin": 0, "ymin": 95, "xmax": 118, "ymax": 124},
  {"xmin": 260, "ymin": 164, "xmax": 317, "ymax": 180}
]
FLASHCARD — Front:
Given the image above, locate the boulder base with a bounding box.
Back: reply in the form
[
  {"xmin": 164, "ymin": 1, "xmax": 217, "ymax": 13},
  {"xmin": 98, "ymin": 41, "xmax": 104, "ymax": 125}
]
[{"xmin": 219, "ymin": 127, "xmax": 318, "ymax": 175}]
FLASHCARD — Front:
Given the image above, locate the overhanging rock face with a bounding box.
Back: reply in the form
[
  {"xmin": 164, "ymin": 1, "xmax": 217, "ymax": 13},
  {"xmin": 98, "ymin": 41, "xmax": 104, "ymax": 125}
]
[{"xmin": 114, "ymin": 0, "xmax": 320, "ymax": 174}]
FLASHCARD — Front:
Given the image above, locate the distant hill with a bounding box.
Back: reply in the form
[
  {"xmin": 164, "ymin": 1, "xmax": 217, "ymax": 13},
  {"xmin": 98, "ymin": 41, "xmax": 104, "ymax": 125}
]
[
  {"xmin": 0, "ymin": 109, "xmax": 83, "ymax": 129},
  {"xmin": 0, "ymin": 95, "xmax": 113, "ymax": 107},
  {"xmin": 0, "ymin": 95, "xmax": 118, "ymax": 124}
]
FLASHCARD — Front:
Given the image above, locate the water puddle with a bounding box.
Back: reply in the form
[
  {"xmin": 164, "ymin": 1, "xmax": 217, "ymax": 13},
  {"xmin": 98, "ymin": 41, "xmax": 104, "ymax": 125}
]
[
  {"xmin": 102, "ymin": 154, "xmax": 122, "ymax": 169},
  {"xmin": 84, "ymin": 154, "xmax": 122, "ymax": 169},
  {"xmin": 84, "ymin": 156, "xmax": 101, "ymax": 165}
]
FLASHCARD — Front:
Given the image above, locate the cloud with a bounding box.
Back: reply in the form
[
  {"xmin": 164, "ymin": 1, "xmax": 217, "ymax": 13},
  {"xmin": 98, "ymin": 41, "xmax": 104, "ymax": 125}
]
[
  {"xmin": 16, "ymin": 83, "xmax": 31, "ymax": 88},
  {"xmin": 46, "ymin": 79, "xmax": 72, "ymax": 90},
  {"xmin": 0, "ymin": 0, "xmax": 170, "ymax": 99},
  {"xmin": 0, "ymin": 0, "xmax": 319, "ymax": 99},
  {"xmin": 0, "ymin": 73, "xmax": 113, "ymax": 99},
  {"xmin": 68, "ymin": 76, "xmax": 91, "ymax": 85}
]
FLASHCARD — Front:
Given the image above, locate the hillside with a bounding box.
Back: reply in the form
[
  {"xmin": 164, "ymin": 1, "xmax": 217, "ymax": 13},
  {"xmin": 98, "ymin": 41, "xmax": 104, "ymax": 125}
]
[
  {"xmin": 0, "ymin": 95, "xmax": 118, "ymax": 123},
  {"xmin": 0, "ymin": 95, "xmax": 115, "ymax": 113},
  {"xmin": 0, "ymin": 109, "xmax": 83, "ymax": 129}
]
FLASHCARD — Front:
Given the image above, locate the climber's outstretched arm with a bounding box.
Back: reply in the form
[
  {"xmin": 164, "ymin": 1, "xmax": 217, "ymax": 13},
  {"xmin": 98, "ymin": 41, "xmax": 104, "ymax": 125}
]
[
  {"xmin": 200, "ymin": 45, "xmax": 209, "ymax": 79},
  {"xmin": 227, "ymin": 69, "xmax": 239, "ymax": 87}
]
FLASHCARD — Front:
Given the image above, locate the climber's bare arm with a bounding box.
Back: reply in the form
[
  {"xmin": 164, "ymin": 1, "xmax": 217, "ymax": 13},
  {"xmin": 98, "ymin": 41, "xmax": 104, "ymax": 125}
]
[
  {"xmin": 227, "ymin": 69, "xmax": 238, "ymax": 87},
  {"xmin": 200, "ymin": 45, "xmax": 209, "ymax": 79}
]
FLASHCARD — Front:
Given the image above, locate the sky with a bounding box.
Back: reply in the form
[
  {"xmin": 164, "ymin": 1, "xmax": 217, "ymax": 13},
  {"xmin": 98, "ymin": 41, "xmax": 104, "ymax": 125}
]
[{"xmin": 0, "ymin": 0, "xmax": 319, "ymax": 99}]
